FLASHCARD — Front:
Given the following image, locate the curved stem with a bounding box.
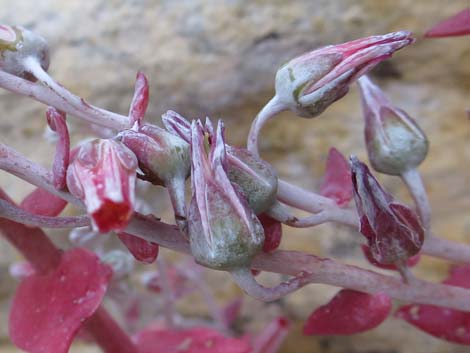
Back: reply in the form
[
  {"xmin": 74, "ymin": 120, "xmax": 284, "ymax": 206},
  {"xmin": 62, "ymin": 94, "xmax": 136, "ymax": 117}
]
[
  {"xmin": 247, "ymin": 96, "xmax": 286, "ymax": 157},
  {"xmin": 231, "ymin": 267, "xmax": 311, "ymax": 302},
  {"xmin": 0, "ymin": 63, "xmax": 129, "ymax": 130},
  {"xmin": 401, "ymin": 168, "xmax": 432, "ymax": 237},
  {"xmin": 0, "ymin": 199, "xmax": 90, "ymax": 228}
]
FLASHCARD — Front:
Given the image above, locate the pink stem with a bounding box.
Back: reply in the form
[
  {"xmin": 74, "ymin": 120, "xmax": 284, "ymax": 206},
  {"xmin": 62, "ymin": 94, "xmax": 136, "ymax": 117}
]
[{"xmin": 0, "ymin": 63, "xmax": 129, "ymax": 130}]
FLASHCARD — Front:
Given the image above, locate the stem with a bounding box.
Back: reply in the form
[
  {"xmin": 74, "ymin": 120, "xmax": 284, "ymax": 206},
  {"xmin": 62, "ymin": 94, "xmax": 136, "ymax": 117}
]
[
  {"xmin": 231, "ymin": 267, "xmax": 311, "ymax": 302},
  {"xmin": 0, "ymin": 199, "xmax": 89, "ymax": 228},
  {"xmin": 247, "ymin": 96, "xmax": 286, "ymax": 157},
  {"xmin": 277, "ymin": 179, "xmax": 336, "ymax": 213},
  {"xmin": 0, "ymin": 189, "xmax": 139, "ymax": 353},
  {"xmin": 401, "ymin": 168, "xmax": 432, "ymax": 237},
  {"xmin": 0, "ymin": 64, "xmax": 129, "ymax": 130},
  {"xmin": 166, "ymin": 176, "xmax": 188, "ymax": 235}
]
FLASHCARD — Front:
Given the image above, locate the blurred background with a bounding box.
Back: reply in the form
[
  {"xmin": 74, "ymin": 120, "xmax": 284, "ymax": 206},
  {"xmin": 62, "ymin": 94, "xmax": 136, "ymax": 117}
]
[{"xmin": 0, "ymin": 0, "xmax": 469, "ymax": 352}]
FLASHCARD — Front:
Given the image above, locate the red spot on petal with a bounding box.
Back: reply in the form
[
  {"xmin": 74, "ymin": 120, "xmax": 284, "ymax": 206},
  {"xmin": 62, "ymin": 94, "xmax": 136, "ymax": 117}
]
[
  {"xmin": 92, "ymin": 200, "xmax": 132, "ymax": 233},
  {"xmin": 303, "ymin": 289, "xmax": 391, "ymax": 335},
  {"xmin": 9, "ymin": 248, "xmax": 112, "ymax": 353}
]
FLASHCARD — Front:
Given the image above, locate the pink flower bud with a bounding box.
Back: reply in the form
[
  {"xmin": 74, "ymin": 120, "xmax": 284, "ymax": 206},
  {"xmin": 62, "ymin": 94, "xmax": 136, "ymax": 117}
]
[
  {"xmin": 275, "ymin": 31, "xmax": 414, "ymax": 118},
  {"xmin": 0, "ymin": 25, "xmax": 49, "ymax": 81},
  {"xmin": 350, "ymin": 156, "xmax": 424, "ymax": 265},
  {"xmin": 188, "ymin": 120, "xmax": 264, "ymax": 270},
  {"xmin": 66, "ymin": 139, "xmax": 137, "ymax": 233},
  {"xmin": 358, "ymin": 76, "xmax": 428, "ymax": 175}
]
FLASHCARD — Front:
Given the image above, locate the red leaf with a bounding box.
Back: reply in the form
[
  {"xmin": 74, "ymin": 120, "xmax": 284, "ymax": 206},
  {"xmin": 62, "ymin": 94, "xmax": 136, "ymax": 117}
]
[
  {"xmin": 117, "ymin": 232, "xmax": 159, "ymax": 264},
  {"xmin": 258, "ymin": 213, "xmax": 282, "ymax": 253},
  {"xmin": 319, "ymin": 148, "xmax": 352, "ymax": 207},
  {"xmin": 303, "ymin": 289, "xmax": 391, "ymax": 335},
  {"xmin": 20, "ymin": 188, "xmax": 68, "ymax": 217},
  {"xmin": 9, "ymin": 248, "xmax": 112, "ymax": 353},
  {"xmin": 396, "ymin": 264, "xmax": 470, "ymax": 345},
  {"xmin": 425, "ymin": 9, "xmax": 470, "ymax": 38},
  {"xmin": 361, "ymin": 244, "xmax": 421, "ymax": 270},
  {"xmin": 134, "ymin": 327, "xmax": 251, "ymax": 353}
]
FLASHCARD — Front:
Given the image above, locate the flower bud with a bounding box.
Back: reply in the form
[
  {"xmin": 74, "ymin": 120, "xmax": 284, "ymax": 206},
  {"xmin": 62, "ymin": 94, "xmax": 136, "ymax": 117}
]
[
  {"xmin": 188, "ymin": 120, "xmax": 264, "ymax": 270},
  {"xmin": 275, "ymin": 31, "xmax": 414, "ymax": 118},
  {"xmin": 358, "ymin": 76, "xmax": 428, "ymax": 175},
  {"xmin": 118, "ymin": 124, "xmax": 190, "ymax": 186},
  {"xmin": 0, "ymin": 25, "xmax": 49, "ymax": 80},
  {"xmin": 350, "ymin": 156, "xmax": 424, "ymax": 265},
  {"xmin": 66, "ymin": 139, "xmax": 137, "ymax": 233}
]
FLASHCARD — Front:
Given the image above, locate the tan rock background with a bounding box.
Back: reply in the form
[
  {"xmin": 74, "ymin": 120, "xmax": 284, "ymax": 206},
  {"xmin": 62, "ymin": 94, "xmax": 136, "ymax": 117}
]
[{"xmin": 0, "ymin": 0, "xmax": 469, "ymax": 352}]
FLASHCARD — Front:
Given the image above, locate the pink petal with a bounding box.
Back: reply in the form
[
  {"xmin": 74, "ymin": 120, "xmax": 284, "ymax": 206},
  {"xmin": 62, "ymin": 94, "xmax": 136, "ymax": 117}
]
[
  {"xmin": 303, "ymin": 289, "xmax": 391, "ymax": 335},
  {"xmin": 20, "ymin": 188, "xmax": 68, "ymax": 217},
  {"xmin": 9, "ymin": 248, "xmax": 112, "ymax": 353},
  {"xmin": 46, "ymin": 107, "xmax": 70, "ymax": 190},
  {"xmin": 117, "ymin": 232, "xmax": 159, "ymax": 264},
  {"xmin": 258, "ymin": 213, "xmax": 282, "ymax": 253},
  {"xmin": 361, "ymin": 244, "xmax": 421, "ymax": 270},
  {"xmin": 319, "ymin": 148, "xmax": 352, "ymax": 207},
  {"xmin": 134, "ymin": 327, "xmax": 252, "ymax": 353},
  {"xmin": 129, "ymin": 72, "xmax": 149, "ymax": 126},
  {"xmin": 425, "ymin": 9, "xmax": 470, "ymax": 38},
  {"xmin": 396, "ymin": 264, "xmax": 470, "ymax": 344}
]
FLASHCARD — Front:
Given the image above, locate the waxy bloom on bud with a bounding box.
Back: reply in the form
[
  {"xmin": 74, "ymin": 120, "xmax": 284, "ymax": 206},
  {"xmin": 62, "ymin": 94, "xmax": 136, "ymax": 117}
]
[
  {"xmin": 275, "ymin": 31, "xmax": 414, "ymax": 118},
  {"xmin": 358, "ymin": 76, "xmax": 428, "ymax": 175},
  {"xmin": 66, "ymin": 139, "xmax": 137, "ymax": 233},
  {"xmin": 188, "ymin": 120, "xmax": 264, "ymax": 270},
  {"xmin": 0, "ymin": 25, "xmax": 49, "ymax": 80},
  {"xmin": 350, "ymin": 156, "xmax": 424, "ymax": 265}
]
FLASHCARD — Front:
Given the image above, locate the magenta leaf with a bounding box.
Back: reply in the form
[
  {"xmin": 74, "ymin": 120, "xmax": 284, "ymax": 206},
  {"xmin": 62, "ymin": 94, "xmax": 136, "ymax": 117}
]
[
  {"xmin": 303, "ymin": 289, "xmax": 392, "ymax": 335},
  {"xmin": 425, "ymin": 9, "xmax": 470, "ymax": 38},
  {"xmin": 20, "ymin": 188, "xmax": 68, "ymax": 217},
  {"xmin": 258, "ymin": 213, "xmax": 282, "ymax": 253},
  {"xmin": 117, "ymin": 232, "xmax": 159, "ymax": 264},
  {"xmin": 128, "ymin": 71, "xmax": 149, "ymax": 126},
  {"xmin": 396, "ymin": 264, "xmax": 470, "ymax": 344},
  {"xmin": 46, "ymin": 107, "xmax": 70, "ymax": 190},
  {"xmin": 319, "ymin": 147, "xmax": 352, "ymax": 207},
  {"xmin": 9, "ymin": 248, "xmax": 112, "ymax": 353},
  {"xmin": 361, "ymin": 244, "xmax": 420, "ymax": 270},
  {"xmin": 134, "ymin": 327, "xmax": 251, "ymax": 353}
]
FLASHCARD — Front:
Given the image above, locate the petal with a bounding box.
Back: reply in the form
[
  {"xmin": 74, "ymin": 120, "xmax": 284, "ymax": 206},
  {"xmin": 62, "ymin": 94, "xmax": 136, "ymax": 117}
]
[
  {"xmin": 361, "ymin": 244, "xmax": 421, "ymax": 270},
  {"xmin": 20, "ymin": 188, "xmax": 67, "ymax": 217},
  {"xmin": 9, "ymin": 248, "xmax": 112, "ymax": 353},
  {"xmin": 134, "ymin": 327, "xmax": 251, "ymax": 353},
  {"xmin": 319, "ymin": 148, "xmax": 352, "ymax": 207},
  {"xmin": 117, "ymin": 232, "xmax": 159, "ymax": 264},
  {"xmin": 303, "ymin": 289, "xmax": 391, "ymax": 335}
]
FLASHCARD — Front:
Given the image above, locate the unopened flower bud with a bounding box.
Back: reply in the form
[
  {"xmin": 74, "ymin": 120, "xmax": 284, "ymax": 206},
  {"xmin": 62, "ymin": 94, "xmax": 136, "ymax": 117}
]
[
  {"xmin": 275, "ymin": 31, "xmax": 414, "ymax": 118},
  {"xmin": 358, "ymin": 76, "xmax": 428, "ymax": 175},
  {"xmin": 66, "ymin": 139, "xmax": 137, "ymax": 233},
  {"xmin": 350, "ymin": 156, "xmax": 424, "ymax": 265},
  {"xmin": 118, "ymin": 124, "xmax": 190, "ymax": 186},
  {"xmin": 188, "ymin": 120, "xmax": 264, "ymax": 270},
  {"xmin": 0, "ymin": 25, "xmax": 49, "ymax": 80}
]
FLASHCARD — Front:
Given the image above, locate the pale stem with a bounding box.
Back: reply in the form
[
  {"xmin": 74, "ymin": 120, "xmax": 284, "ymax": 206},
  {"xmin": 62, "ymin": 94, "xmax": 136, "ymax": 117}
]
[
  {"xmin": 0, "ymin": 64, "xmax": 129, "ymax": 130},
  {"xmin": 401, "ymin": 168, "xmax": 432, "ymax": 237},
  {"xmin": 247, "ymin": 96, "xmax": 286, "ymax": 157},
  {"xmin": 277, "ymin": 179, "xmax": 336, "ymax": 213},
  {"xmin": 166, "ymin": 176, "xmax": 188, "ymax": 235}
]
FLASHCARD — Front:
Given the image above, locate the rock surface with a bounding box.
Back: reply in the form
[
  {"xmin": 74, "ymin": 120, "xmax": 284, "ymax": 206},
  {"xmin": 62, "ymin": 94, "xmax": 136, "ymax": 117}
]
[{"xmin": 0, "ymin": 0, "xmax": 469, "ymax": 352}]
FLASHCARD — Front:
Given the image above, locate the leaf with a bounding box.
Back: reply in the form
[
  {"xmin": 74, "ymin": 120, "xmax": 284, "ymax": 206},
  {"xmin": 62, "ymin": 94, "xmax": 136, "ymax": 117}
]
[
  {"xmin": 425, "ymin": 9, "xmax": 470, "ymax": 38},
  {"xmin": 20, "ymin": 188, "xmax": 68, "ymax": 217},
  {"xmin": 134, "ymin": 327, "xmax": 251, "ymax": 353},
  {"xmin": 9, "ymin": 248, "xmax": 112, "ymax": 353},
  {"xmin": 396, "ymin": 264, "xmax": 470, "ymax": 345},
  {"xmin": 319, "ymin": 148, "xmax": 352, "ymax": 207},
  {"xmin": 117, "ymin": 232, "xmax": 159, "ymax": 264},
  {"xmin": 303, "ymin": 289, "xmax": 391, "ymax": 335}
]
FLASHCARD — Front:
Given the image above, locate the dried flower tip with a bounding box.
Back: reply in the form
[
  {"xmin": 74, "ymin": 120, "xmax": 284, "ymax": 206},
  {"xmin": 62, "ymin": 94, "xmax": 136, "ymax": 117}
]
[
  {"xmin": 358, "ymin": 76, "xmax": 428, "ymax": 175},
  {"xmin": 350, "ymin": 156, "xmax": 424, "ymax": 265},
  {"xmin": 0, "ymin": 25, "xmax": 49, "ymax": 81},
  {"xmin": 66, "ymin": 139, "xmax": 137, "ymax": 233},
  {"xmin": 275, "ymin": 31, "xmax": 414, "ymax": 118},
  {"xmin": 188, "ymin": 120, "xmax": 264, "ymax": 270}
]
